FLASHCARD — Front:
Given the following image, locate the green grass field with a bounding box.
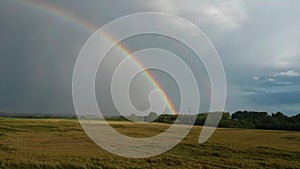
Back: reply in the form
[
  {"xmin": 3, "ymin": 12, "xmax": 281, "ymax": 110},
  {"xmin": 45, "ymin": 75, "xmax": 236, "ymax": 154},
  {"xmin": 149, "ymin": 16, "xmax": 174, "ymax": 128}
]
[{"xmin": 0, "ymin": 118, "xmax": 299, "ymax": 169}]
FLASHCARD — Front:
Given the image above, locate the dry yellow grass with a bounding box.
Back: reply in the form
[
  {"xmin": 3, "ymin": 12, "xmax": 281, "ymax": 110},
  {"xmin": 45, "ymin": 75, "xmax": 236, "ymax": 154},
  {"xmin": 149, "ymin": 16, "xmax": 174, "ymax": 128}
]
[{"xmin": 0, "ymin": 118, "xmax": 299, "ymax": 168}]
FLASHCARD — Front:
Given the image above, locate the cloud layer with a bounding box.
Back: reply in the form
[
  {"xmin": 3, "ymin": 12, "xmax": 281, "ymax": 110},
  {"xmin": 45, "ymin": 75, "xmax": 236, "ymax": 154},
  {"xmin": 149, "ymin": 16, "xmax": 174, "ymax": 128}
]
[{"xmin": 0, "ymin": 0, "xmax": 299, "ymax": 115}]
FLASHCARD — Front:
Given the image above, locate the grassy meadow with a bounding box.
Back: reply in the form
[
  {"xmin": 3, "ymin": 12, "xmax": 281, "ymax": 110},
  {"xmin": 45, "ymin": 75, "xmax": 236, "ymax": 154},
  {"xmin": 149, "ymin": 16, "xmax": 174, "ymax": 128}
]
[{"xmin": 0, "ymin": 117, "xmax": 299, "ymax": 169}]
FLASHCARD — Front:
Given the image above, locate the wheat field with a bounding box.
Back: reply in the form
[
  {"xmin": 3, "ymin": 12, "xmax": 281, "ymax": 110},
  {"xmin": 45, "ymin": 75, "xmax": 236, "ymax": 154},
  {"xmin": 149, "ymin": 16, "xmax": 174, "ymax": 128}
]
[{"xmin": 0, "ymin": 118, "xmax": 299, "ymax": 169}]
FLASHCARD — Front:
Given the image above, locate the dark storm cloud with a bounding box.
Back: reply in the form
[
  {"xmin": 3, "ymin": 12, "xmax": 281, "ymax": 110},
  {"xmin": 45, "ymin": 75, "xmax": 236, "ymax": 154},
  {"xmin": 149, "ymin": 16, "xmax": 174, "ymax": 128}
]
[
  {"xmin": 0, "ymin": 0, "xmax": 141, "ymax": 113},
  {"xmin": 0, "ymin": 0, "xmax": 299, "ymax": 115}
]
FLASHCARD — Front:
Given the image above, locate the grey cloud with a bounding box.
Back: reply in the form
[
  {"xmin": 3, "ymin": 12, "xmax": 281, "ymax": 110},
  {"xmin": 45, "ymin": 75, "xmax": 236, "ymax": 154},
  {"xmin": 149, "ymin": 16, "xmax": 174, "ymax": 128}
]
[
  {"xmin": 272, "ymin": 70, "xmax": 299, "ymax": 77},
  {"xmin": 1, "ymin": 0, "xmax": 300, "ymax": 115}
]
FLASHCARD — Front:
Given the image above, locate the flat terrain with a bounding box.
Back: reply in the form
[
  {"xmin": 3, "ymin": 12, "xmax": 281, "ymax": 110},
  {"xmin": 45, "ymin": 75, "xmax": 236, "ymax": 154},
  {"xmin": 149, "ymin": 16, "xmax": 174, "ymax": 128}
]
[{"xmin": 0, "ymin": 118, "xmax": 299, "ymax": 169}]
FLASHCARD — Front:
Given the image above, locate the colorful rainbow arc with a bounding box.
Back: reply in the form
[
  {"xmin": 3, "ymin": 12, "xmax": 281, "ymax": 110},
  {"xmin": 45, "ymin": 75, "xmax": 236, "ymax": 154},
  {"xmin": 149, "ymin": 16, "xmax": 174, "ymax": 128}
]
[{"xmin": 16, "ymin": 0, "xmax": 178, "ymax": 114}]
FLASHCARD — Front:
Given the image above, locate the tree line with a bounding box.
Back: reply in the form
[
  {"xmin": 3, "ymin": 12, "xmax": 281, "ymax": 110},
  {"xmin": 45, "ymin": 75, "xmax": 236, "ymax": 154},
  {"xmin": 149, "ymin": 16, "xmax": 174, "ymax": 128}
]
[
  {"xmin": 153, "ymin": 111, "xmax": 300, "ymax": 131},
  {"xmin": 1, "ymin": 111, "xmax": 300, "ymax": 131}
]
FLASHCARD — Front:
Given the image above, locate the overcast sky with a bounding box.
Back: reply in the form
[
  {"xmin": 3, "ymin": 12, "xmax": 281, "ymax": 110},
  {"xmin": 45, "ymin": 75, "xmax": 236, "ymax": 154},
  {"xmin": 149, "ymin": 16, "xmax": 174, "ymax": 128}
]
[{"xmin": 1, "ymin": 0, "xmax": 300, "ymax": 116}]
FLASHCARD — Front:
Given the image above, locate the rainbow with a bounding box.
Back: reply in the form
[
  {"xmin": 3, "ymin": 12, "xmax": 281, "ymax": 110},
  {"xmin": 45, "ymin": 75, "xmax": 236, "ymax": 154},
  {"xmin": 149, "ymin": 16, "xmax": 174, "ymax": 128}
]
[{"xmin": 15, "ymin": 0, "xmax": 178, "ymax": 114}]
